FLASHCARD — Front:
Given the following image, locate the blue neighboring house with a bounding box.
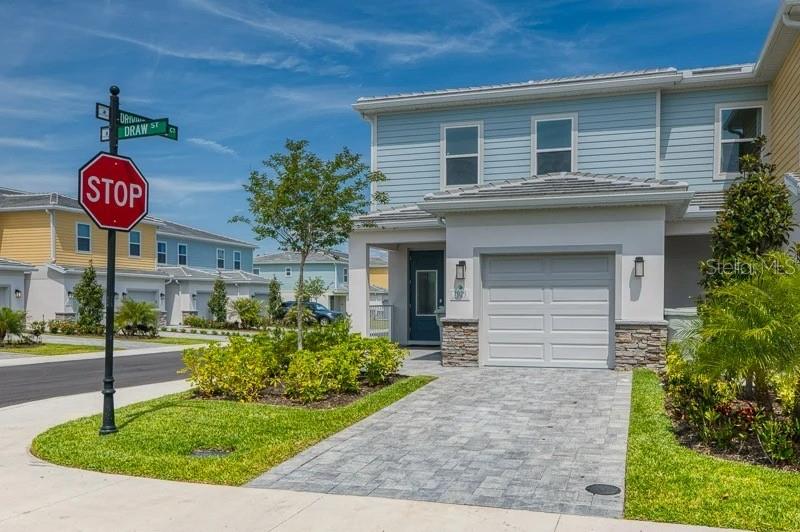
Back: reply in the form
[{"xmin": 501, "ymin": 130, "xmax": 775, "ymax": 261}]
[
  {"xmin": 346, "ymin": 1, "xmax": 800, "ymax": 369},
  {"xmin": 153, "ymin": 218, "xmax": 267, "ymax": 324}
]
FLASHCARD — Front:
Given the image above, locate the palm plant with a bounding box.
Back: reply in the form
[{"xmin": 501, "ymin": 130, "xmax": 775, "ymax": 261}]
[
  {"xmin": 0, "ymin": 307, "xmax": 26, "ymax": 344},
  {"xmin": 684, "ymin": 252, "xmax": 800, "ymax": 409},
  {"xmin": 115, "ymin": 299, "xmax": 158, "ymax": 337},
  {"xmin": 229, "ymin": 297, "xmax": 264, "ymax": 329}
]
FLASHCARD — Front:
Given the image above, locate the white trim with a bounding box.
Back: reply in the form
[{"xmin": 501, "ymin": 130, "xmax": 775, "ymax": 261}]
[
  {"xmin": 440, "ymin": 121, "xmax": 483, "ymax": 189},
  {"xmin": 233, "ymin": 250, "xmax": 242, "ymax": 270},
  {"xmin": 713, "ymin": 100, "xmax": 768, "ymax": 180},
  {"xmin": 369, "ymin": 114, "xmax": 378, "ymax": 208},
  {"xmin": 128, "ymin": 230, "xmax": 142, "ymax": 258},
  {"xmin": 216, "ymin": 248, "xmax": 225, "ymax": 269},
  {"xmin": 414, "ymin": 269, "xmax": 438, "ymax": 316},
  {"xmin": 530, "ymin": 113, "xmax": 578, "ymax": 176},
  {"xmin": 75, "ymin": 221, "xmax": 91, "ymax": 254},
  {"xmin": 655, "ymin": 89, "xmax": 662, "ymax": 178},
  {"xmin": 47, "ymin": 209, "xmax": 56, "ymax": 261},
  {"xmin": 156, "ymin": 240, "xmax": 167, "ymax": 264},
  {"xmin": 177, "ymin": 242, "xmax": 188, "ymax": 266},
  {"xmin": 343, "ymin": 267, "xmax": 349, "ymax": 283}
]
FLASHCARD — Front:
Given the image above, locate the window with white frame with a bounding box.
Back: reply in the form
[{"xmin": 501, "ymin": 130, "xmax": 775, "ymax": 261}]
[
  {"xmin": 233, "ymin": 250, "xmax": 241, "ymax": 270},
  {"xmin": 716, "ymin": 104, "xmax": 764, "ymax": 178},
  {"xmin": 157, "ymin": 241, "xmax": 167, "ymax": 264},
  {"xmin": 177, "ymin": 243, "xmax": 188, "ymax": 265},
  {"xmin": 442, "ymin": 123, "xmax": 481, "ymax": 186},
  {"xmin": 128, "ymin": 230, "xmax": 141, "ymax": 257},
  {"xmin": 343, "ymin": 267, "xmax": 348, "ymax": 283},
  {"xmin": 76, "ymin": 223, "xmax": 91, "ymax": 252},
  {"xmin": 216, "ymin": 248, "xmax": 225, "ymax": 269},
  {"xmin": 285, "ymin": 267, "xmax": 292, "ymax": 277},
  {"xmin": 532, "ymin": 115, "xmax": 575, "ymax": 175},
  {"xmin": 253, "ymin": 267, "xmax": 260, "ymax": 276}
]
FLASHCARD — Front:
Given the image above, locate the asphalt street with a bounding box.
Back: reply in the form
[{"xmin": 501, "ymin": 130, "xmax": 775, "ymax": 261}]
[{"xmin": 0, "ymin": 350, "xmax": 186, "ymax": 408}]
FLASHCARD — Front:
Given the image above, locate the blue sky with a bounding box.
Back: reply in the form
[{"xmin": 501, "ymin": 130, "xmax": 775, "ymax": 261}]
[{"xmin": 0, "ymin": 0, "xmax": 779, "ymax": 253}]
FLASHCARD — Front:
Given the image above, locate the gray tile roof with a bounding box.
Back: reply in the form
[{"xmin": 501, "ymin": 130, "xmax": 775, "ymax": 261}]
[
  {"xmin": 0, "ymin": 192, "xmax": 82, "ymax": 210},
  {"xmin": 254, "ymin": 250, "xmax": 348, "ymax": 264},
  {"xmin": 424, "ymin": 172, "xmax": 688, "ymax": 202},
  {"xmin": 0, "ymin": 257, "xmax": 34, "ymax": 270},
  {"xmin": 688, "ymin": 191, "xmax": 726, "ymax": 212},
  {"xmin": 158, "ymin": 266, "xmax": 267, "ymax": 284},
  {"xmin": 152, "ymin": 218, "xmax": 256, "ymax": 247},
  {"xmin": 354, "ymin": 204, "xmax": 441, "ymax": 226},
  {"xmin": 49, "ymin": 264, "xmax": 169, "ymax": 278}
]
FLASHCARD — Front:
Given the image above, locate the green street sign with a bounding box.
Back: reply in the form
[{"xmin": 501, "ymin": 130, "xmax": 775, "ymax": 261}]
[
  {"xmin": 96, "ymin": 103, "xmax": 179, "ymax": 141},
  {"xmin": 118, "ymin": 118, "xmax": 169, "ymax": 139}
]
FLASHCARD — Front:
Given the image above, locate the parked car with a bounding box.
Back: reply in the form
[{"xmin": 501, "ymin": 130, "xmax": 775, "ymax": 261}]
[{"xmin": 278, "ymin": 301, "xmax": 343, "ymax": 325}]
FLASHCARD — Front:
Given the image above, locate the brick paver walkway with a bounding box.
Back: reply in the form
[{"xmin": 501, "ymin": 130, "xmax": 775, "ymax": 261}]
[{"xmin": 248, "ymin": 350, "xmax": 632, "ymax": 518}]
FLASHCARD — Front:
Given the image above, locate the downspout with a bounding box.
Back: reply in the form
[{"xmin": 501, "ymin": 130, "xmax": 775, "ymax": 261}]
[{"xmin": 46, "ymin": 209, "xmax": 56, "ymax": 262}]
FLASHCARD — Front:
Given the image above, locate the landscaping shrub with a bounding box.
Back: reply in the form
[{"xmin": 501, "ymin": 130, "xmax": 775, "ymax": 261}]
[
  {"xmin": 355, "ymin": 337, "xmax": 406, "ymax": 386},
  {"xmin": 284, "ymin": 347, "xmax": 361, "ymax": 403},
  {"xmin": 115, "ymin": 299, "xmax": 158, "ymax": 337},
  {"xmin": 73, "ymin": 264, "xmax": 104, "ymax": 333},
  {"xmin": 183, "ymin": 336, "xmax": 273, "ymax": 401},
  {"xmin": 0, "ymin": 307, "xmax": 26, "ymax": 344},
  {"xmin": 207, "ymin": 279, "xmax": 228, "ymax": 323},
  {"xmin": 28, "ymin": 320, "xmax": 46, "ymax": 342},
  {"xmin": 229, "ymin": 297, "xmax": 264, "ymax": 329}
]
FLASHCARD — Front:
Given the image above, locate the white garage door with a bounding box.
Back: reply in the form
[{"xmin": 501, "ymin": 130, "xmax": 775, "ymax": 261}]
[
  {"xmin": 195, "ymin": 292, "xmax": 211, "ymax": 319},
  {"xmin": 482, "ymin": 254, "xmax": 613, "ymax": 369},
  {"xmin": 126, "ymin": 290, "xmax": 157, "ymax": 306}
]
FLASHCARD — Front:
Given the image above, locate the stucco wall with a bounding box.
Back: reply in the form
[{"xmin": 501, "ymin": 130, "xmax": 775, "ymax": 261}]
[
  {"xmin": 0, "ymin": 270, "xmax": 28, "ymax": 312},
  {"xmin": 664, "ymin": 234, "xmax": 709, "ymax": 308}
]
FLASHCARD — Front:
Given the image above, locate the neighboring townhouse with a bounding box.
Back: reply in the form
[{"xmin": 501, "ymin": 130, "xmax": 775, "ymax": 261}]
[
  {"xmin": 153, "ymin": 218, "xmax": 266, "ymax": 324},
  {"xmin": 254, "ymin": 250, "xmax": 350, "ymax": 312},
  {"xmin": 348, "ymin": 1, "xmax": 800, "ymax": 369},
  {"xmin": 0, "ymin": 187, "xmax": 265, "ymax": 325}
]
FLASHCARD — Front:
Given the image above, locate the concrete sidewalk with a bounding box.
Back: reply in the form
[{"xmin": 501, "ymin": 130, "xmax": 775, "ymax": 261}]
[{"xmin": 0, "ymin": 382, "xmax": 737, "ymax": 532}]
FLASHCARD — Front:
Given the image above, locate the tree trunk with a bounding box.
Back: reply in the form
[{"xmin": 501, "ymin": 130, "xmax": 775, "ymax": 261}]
[{"xmin": 296, "ymin": 252, "xmax": 306, "ymax": 351}]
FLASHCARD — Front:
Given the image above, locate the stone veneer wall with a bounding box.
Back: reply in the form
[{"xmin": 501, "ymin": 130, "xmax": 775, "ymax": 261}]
[
  {"xmin": 441, "ymin": 318, "xmax": 479, "ymax": 367},
  {"xmin": 614, "ymin": 321, "xmax": 668, "ymax": 371}
]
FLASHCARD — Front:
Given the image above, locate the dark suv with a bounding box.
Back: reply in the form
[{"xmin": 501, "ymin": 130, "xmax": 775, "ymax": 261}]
[{"xmin": 278, "ymin": 301, "xmax": 343, "ymax": 325}]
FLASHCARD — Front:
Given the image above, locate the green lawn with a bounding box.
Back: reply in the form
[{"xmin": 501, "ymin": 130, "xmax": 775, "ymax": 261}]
[
  {"xmin": 131, "ymin": 336, "xmax": 220, "ymax": 346},
  {"xmin": 0, "ymin": 343, "xmax": 106, "ymax": 356},
  {"xmin": 626, "ymin": 369, "xmax": 800, "ymax": 531},
  {"xmin": 31, "ymin": 375, "xmax": 434, "ymax": 485}
]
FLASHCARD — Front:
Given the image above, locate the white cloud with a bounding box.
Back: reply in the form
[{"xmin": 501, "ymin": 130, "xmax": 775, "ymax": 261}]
[
  {"xmin": 0, "ymin": 136, "xmax": 51, "ymax": 149},
  {"xmin": 148, "ymin": 176, "xmax": 243, "ymax": 195},
  {"xmin": 186, "ymin": 137, "xmax": 238, "ymax": 156}
]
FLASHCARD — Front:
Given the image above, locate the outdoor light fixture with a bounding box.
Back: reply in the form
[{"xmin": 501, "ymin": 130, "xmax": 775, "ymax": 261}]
[
  {"xmin": 159, "ymin": 292, "xmax": 165, "ymax": 301},
  {"xmin": 455, "ymin": 260, "xmax": 467, "ymax": 280},
  {"xmin": 121, "ymin": 291, "xmax": 128, "ymax": 299},
  {"xmin": 67, "ymin": 291, "xmax": 74, "ymax": 299},
  {"xmin": 191, "ymin": 293, "xmax": 197, "ymax": 301},
  {"xmin": 14, "ymin": 289, "xmax": 22, "ymax": 299},
  {"xmin": 634, "ymin": 256, "xmax": 645, "ymax": 278},
  {"xmin": 113, "ymin": 291, "xmax": 119, "ymax": 297}
]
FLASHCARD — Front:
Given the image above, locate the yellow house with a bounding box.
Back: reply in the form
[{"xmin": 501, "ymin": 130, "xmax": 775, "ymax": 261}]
[
  {"xmin": 0, "ymin": 187, "xmax": 166, "ymax": 320},
  {"xmin": 368, "ymin": 256, "xmax": 388, "ymax": 290}
]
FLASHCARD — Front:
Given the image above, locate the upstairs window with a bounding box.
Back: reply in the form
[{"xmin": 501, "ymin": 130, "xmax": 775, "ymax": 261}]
[
  {"xmin": 442, "ymin": 123, "xmax": 481, "ymax": 187},
  {"xmin": 532, "ymin": 115, "xmax": 575, "ymax": 175},
  {"xmin": 716, "ymin": 103, "xmax": 764, "ymax": 178},
  {"xmin": 76, "ymin": 223, "xmax": 91, "ymax": 253},
  {"xmin": 253, "ymin": 267, "xmax": 260, "ymax": 276},
  {"xmin": 216, "ymin": 248, "xmax": 225, "ymax": 269},
  {"xmin": 128, "ymin": 231, "xmax": 141, "ymax": 257},
  {"xmin": 285, "ymin": 267, "xmax": 292, "ymax": 277},
  {"xmin": 343, "ymin": 267, "xmax": 348, "ymax": 283},
  {"xmin": 177, "ymin": 243, "xmax": 188, "ymax": 265},
  {"xmin": 233, "ymin": 250, "xmax": 241, "ymax": 270},
  {"xmin": 157, "ymin": 241, "xmax": 167, "ymax": 264}
]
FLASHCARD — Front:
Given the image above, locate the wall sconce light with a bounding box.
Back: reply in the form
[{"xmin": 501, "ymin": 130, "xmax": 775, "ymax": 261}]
[
  {"xmin": 114, "ymin": 291, "xmax": 119, "ymax": 298},
  {"xmin": 14, "ymin": 289, "xmax": 22, "ymax": 299},
  {"xmin": 634, "ymin": 256, "xmax": 645, "ymax": 278},
  {"xmin": 191, "ymin": 293, "xmax": 197, "ymax": 301},
  {"xmin": 159, "ymin": 292, "xmax": 165, "ymax": 302},
  {"xmin": 67, "ymin": 291, "xmax": 74, "ymax": 299},
  {"xmin": 121, "ymin": 291, "xmax": 128, "ymax": 299},
  {"xmin": 455, "ymin": 260, "xmax": 466, "ymax": 281}
]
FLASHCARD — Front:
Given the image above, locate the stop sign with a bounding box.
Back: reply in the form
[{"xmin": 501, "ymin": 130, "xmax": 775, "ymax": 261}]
[{"xmin": 79, "ymin": 152, "xmax": 149, "ymax": 231}]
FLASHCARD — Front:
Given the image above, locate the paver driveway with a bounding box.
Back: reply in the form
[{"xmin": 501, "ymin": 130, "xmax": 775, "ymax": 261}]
[{"xmin": 249, "ymin": 350, "xmax": 632, "ymax": 518}]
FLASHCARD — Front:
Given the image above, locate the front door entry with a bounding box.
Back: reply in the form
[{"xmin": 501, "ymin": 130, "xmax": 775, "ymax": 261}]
[{"xmin": 409, "ymin": 250, "xmax": 444, "ymax": 342}]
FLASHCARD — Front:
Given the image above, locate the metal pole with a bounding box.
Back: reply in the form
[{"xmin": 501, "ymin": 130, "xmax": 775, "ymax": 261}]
[{"xmin": 99, "ymin": 85, "xmax": 120, "ymax": 435}]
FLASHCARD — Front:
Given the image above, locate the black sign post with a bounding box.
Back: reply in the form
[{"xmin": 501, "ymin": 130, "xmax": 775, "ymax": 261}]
[{"xmin": 99, "ymin": 85, "xmax": 120, "ymax": 435}]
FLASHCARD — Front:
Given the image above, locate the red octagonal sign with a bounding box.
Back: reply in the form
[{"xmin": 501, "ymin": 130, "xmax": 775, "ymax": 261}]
[{"xmin": 79, "ymin": 152, "xmax": 149, "ymax": 232}]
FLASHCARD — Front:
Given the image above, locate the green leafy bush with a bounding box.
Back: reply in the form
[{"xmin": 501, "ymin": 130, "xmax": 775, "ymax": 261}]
[
  {"xmin": 28, "ymin": 320, "xmax": 46, "ymax": 341},
  {"xmin": 115, "ymin": 299, "xmax": 158, "ymax": 337},
  {"xmin": 0, "ymin": 307, "xmax": 26, "ymax": 344},
  {"xmin": 357, "ymin": 337, "xmax": 406, "ymax": 386},
  {"xmin": 284, "ymin": 347, "xmax": 361, "ymax": 402},
  {"xmin": 73, "ymin": 264, "xmax": 104, "ymax": 333},
  {"xmin": 756, "ymin": 419, "xmax": 795, "ymax": 463},
  {"xmin": 229, "ymin": 297, "xmax": 264, "ymax": 329}
]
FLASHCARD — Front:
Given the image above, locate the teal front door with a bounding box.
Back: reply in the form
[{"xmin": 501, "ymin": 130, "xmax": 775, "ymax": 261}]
[{"xmin": 409, "ymin": 250, "xmax": 444, "ymax": 342}]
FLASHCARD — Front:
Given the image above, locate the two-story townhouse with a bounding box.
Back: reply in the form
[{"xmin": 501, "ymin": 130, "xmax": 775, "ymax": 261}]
[
  {"xmin": 0, "ymin": 187, "xmax": 168, "ymax": 321},
  {"xmin": 254, "ymin": 250, "xmax": 350, "ymax": 312},
  {"xmin": 348, "ymin": 0, "xmax": 800, "ymax": 370},
  {"xmin": 154, "ymin": 219, "xmax": 267, "ymax": 324}
]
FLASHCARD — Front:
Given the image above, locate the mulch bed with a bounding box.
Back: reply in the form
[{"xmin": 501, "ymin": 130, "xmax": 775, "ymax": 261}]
[{"xmin": 193, "ymin": 375, "xmax": 407, "ymax": 409}]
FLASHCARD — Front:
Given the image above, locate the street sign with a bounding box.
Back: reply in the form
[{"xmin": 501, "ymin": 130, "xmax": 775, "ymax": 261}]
[
  {"xmin": 78, "ymin": 152, "xmax": 149, "ymax": 231},
  {"xmin": 117, "ymin": 118, "xmax": 168, "ymax": 139},
  {"xmin": 96, "ymin": 103, "xmax": 178, "ymax": 141}
]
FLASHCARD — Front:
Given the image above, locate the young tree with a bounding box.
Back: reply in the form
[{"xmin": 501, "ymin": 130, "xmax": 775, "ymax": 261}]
[
  {"xmin": 700, "ymin": 137, "xmax": 795, "ymax": 290},
  {"xmin": 73, "ymin": 263, "xmax": 104, "ymax": 334},
  {"xmin": 266, "ymin": 276, "xmax": 283, "ymax": 321},
  {"xmin": 296, "ymin": 276, "xmax": 327, "ymax": 305},
  {"xmin": 207, "ymin": 278, "xmax": 228, "ymax": 324},
  {"xmin": 0, "ymin": 308, "xmax": 25, "ymax": 345},
  {"xmin": 232, "ymin": 139, "xmax": 386, "ymax": 349}
]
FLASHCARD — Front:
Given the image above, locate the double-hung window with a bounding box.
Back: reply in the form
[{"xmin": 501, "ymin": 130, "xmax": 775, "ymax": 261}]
[
  {"xmin": 76, "ymin": 223, "xmax": 91, "ymax": 253},
  {"xmin": 442, "ymin": 122, "xmax": 482, "ymax": 187},
  {"xmin": 285, "ymin": 267, "xmax": 292, "ymax": 277},
  {"xmin": 716, "ymin": 103, "xmax": 764, "ymax": 178},
  {"xmin": 253, "ymin": 267, "xmax": 260, "ymax": 276},
  {"xmin": 177, "ymin": 243, "xmax": 188, "ymax": 265},
  {"xmin": 532, "ymin": 115, "xmax": 576, "ymax": 175},
  {"xmin": 216, "ymin": 249, "xmax": 225, "ymax": 269},
  {"xmin": 343, "ymin": 267, "xmax": 348, "ymax": 283},
  {"xmin": 157, "ymin": 241, "xmax": 167, "ymax": 264},
  {"xmin": 233, "ymin": 250, "xmax": 241, "ymax": 270},
  {"xmin": 128, "ymin": 231, "xmax": 141, "ymax": 257}
]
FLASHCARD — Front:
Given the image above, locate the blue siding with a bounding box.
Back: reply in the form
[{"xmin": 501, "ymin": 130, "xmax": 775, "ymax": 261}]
[
  {"xmin": 156, "ymin": 235, "xmax": 254, "ymax": 271},
  {"xmin": 255, "ymin": 262, "xmax": 340, "ymax": 294},
  {"xmin": 376, "ymin": 92, "xmax": 658, "ymax": 205},
  {"xmin": 660, "ymin": 85, "xmax": 768, "ymax": 191}
]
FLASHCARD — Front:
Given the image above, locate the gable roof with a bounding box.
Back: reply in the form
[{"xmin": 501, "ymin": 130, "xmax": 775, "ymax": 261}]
[
  {"xmin": 151, "ymin": 217, "xmax": 257, "ymax": 248},
  {"xmin": 254, "ymin": 250, "xmax": 348, "ymax": 265},
  {"xmin": 0, "ymin": 257, "xmax": 34, "ymax": 272},
  {"xmin": 421, "ymin": 172, "xmax": 693, "ymax": 219}
]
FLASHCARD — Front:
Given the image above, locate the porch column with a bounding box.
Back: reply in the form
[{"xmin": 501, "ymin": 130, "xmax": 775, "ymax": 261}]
[{"xmin": 348, "ymin": 234, "xmax": 370, "ymax": 336}]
